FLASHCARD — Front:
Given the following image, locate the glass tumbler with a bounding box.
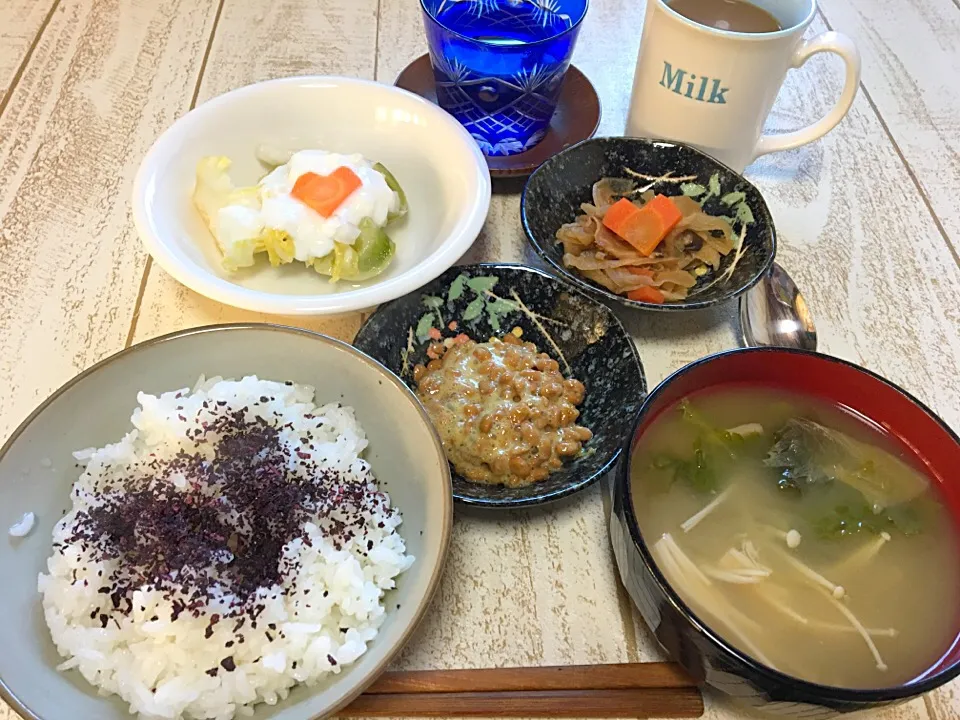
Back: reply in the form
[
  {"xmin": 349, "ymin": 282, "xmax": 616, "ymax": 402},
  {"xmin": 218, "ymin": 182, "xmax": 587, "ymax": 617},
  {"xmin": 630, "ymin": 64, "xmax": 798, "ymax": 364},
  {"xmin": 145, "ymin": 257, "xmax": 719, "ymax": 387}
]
[{"xmin": 420, "ymin": 0, "xmax": 588, "ymax": 157}]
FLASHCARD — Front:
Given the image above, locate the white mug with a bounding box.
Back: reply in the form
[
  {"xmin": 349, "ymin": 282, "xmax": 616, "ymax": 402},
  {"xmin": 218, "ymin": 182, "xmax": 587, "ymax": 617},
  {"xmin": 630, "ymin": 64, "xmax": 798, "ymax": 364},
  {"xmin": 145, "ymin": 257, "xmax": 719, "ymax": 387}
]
[{"xmin": 625, "ymin": 0, "xmax": 861, "ymax": 172}]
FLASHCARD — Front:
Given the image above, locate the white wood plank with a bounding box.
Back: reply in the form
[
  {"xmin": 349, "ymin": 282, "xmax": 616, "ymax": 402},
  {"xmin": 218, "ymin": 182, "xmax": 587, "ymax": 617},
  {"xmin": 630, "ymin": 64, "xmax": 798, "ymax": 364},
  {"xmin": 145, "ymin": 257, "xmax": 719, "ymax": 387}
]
[
  {"xmin": 0, "ymin": 0, "xmax": 220, "ymax": 441},
  {"xmin": 0, "ymin": 0, "xmax": 56, "ymax": 105},
  {"xmin": 819, "ymin": 0, "xmax": 960, "ymax": 261},
  {"xmin": 194, "ymin": 0, "xmax": 378, "ymax": 97},
  {"xmin": 926, "ymin": 680, "xmax": 960, "ymax": 720},
  {"xmin": 130, "ymin": 0, "xmax": 381, "ymax": 346}
]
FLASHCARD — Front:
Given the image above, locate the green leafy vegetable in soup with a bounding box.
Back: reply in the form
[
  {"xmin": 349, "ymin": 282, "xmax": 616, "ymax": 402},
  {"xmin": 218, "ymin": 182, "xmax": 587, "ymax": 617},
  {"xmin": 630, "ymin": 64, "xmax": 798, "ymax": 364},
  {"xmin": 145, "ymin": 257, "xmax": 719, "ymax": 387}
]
[
  {"xmin": 652, "ymin": 440, "xmax": 717, "ymax": 494},
  {"xmin": 649, "ymin": 399, "xmax": 769, "ymax": 494},
  {"xmin": 810, "ymin": 495, "xmax": 924, "ymax": 539}
]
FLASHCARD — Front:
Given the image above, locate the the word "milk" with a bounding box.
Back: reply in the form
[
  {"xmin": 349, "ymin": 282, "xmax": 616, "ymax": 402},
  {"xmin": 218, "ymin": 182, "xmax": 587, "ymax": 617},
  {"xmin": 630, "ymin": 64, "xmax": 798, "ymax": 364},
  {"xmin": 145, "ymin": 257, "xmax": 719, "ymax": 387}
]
[{"xmin": 659, "ymin": 62, "xmax": 729, "ymax": 104}]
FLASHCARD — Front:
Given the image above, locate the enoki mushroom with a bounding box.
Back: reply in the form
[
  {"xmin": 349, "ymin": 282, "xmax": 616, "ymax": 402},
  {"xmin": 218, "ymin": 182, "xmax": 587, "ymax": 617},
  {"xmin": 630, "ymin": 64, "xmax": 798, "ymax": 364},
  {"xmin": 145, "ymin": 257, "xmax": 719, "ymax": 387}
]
[
  {"xmin": 769, "ymin": 544, "xmax": 846, "ymax": 599},
  {"xmin": 820, "ymin": 588, "xmax": 889, "ymax": 672},
  {"xmin": 832, "ymin": 532, "xmax": 891, "ymax": 575},
  {"xmin": 763, "ymin": 525, "xmax": 803, "ymax": 549},
  {"xmin": 751, "ymin": 584, "xmax": 897, "ymax": 638},
  {"xmin": 705, "ymin": 542, "xmax": 772, "ymax": 584},
  {"xmin": 764, "ymin": 545, "xmax": 889, "ymax": 671},
  {"xmin": 681, "ymin": 485, "xmax": 735, "ymax": 533},
  {"xmin": 653, "ymin": 534, "xmax": 777, "ymax": 669}
]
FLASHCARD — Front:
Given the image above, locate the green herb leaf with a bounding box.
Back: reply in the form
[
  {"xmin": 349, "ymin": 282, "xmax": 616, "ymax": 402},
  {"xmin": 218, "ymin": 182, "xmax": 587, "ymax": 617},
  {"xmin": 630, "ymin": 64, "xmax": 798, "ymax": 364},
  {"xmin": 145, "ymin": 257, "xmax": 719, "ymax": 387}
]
[
  {"xmin": 415, "ymin": 313, "xmax": 436, "ymax": 342},
  {"xmin": 653, "ymin": 400, "xmax": 773, "ymax": 495},
  {"xmin": 650, "ymin": 441, "xmax": 719, "ymax": 494},
  {"xmin": 447, "ymin": 274, "xmax": 468, "ymax": 302},
  {"xmin": 681, "ymin": 183, "xmax": 707, "ymax": 198},
  {"xmin": 462, "ymin": 296, "xmax": 485, "ymax": 322},
  {"xmin": 806, "ymin": 478, "xmax": 936, "ymax": 540},
  {"xmin": 679, "ymin": 400, "xmax": 736, "ymax": 460},
  {"xmin": 688, "ymin": 441, "xmax": 717, "ymax": 493},
  {"xmin": 812, "ymin": 501, "xmax": 923, "ymax": 540},
  {"xmin": 721, "ymin": 191, "xmax": 745, "ymax": 206},
  {"xmin": 735, "ymin": 202, "xmax": 755, "ymax": 226},
  {"xmin": 466, "ymin": 276, "xmax": 498, "ymax": 294},
  {"xmin": 422, "ymin": 295, "xmax": 443, "ymax": 309}
]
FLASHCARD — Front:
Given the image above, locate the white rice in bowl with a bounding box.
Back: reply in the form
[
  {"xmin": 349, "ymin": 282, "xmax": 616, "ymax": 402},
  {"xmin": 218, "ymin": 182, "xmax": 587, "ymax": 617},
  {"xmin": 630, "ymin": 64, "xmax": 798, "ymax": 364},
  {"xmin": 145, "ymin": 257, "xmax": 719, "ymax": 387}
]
[{"xmin": 38, "ymin": 376, "xmax": 414, "ymax": 720}]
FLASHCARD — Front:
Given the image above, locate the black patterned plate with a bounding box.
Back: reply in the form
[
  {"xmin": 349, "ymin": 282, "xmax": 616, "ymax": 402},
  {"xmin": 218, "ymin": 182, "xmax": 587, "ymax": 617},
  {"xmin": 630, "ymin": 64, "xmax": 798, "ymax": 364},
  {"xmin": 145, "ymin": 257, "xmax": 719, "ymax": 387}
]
[
  {"xmin": 521, "ymin": 136, "xmax": 777, "ymax": 311},
  {"xmin": 353, "ymin": 263, "xmax": 646, "ymax": 508}
]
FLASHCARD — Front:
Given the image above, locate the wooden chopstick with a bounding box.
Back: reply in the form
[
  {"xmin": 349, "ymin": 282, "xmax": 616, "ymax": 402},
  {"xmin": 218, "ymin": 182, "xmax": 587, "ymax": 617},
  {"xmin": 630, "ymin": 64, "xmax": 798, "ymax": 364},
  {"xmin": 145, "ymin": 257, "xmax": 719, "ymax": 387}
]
[
  {"xmin": 340, "ymin": 688, "xmax": 703, "ymax": 717},
  {"xmin": 337, "ymin": 663, "xmax": 704, "ymax": 718},
  {"xmin": 365, "ymin": 662, "xmax": 697, "ymax": 693}
]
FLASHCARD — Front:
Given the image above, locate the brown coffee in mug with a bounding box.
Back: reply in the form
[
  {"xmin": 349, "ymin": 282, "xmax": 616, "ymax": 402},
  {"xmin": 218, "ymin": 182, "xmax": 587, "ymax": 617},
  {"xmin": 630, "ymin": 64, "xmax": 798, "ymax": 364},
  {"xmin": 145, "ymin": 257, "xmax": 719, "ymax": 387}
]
[{"xmin": 667, "ymin": 0, "xmax": 782, "ymax": 33}]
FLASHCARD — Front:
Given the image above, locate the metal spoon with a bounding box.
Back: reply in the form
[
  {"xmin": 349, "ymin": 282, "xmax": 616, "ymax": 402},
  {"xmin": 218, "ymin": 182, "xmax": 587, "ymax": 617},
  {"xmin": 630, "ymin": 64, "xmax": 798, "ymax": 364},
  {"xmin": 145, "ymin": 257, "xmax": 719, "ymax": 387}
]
[{"xmin": 739, "ymin": 263, "xmax": 817, "ymax": 351}]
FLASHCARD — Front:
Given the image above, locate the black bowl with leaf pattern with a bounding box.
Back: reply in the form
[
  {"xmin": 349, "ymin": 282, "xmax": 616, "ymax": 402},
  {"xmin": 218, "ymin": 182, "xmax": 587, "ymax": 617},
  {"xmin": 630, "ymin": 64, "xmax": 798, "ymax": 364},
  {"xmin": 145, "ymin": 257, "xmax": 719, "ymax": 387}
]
[
  {"xmin": 521, "ymin": 137, "xmax": 776, "ymax": 311},
  {"xmin": 353, "ymin": 263, "xmax": 646, "ymax": 508}
]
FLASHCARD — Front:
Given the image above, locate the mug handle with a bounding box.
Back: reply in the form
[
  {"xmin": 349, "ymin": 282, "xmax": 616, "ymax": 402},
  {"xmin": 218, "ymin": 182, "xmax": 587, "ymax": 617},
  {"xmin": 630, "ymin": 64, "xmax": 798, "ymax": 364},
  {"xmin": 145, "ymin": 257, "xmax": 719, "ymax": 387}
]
[{"xmin": 753, "ymin": 31, "xmax": 861, "ymax": 161}]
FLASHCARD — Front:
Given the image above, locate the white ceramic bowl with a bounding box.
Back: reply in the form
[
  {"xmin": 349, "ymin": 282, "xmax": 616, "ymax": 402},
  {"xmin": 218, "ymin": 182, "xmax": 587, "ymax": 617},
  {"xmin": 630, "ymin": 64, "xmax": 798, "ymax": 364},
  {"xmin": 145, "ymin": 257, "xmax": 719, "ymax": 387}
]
[{"xmin": 132, "ymin": 77, "xmax": 491, "ymax": 315}]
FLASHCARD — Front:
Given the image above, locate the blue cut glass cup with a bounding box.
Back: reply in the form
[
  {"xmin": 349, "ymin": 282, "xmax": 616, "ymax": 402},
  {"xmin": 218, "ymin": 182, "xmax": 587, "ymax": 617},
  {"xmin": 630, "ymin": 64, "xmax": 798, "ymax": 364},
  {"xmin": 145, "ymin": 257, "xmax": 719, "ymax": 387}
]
[{"xmin": 420, "ymin": 0, "xmax": 588, "ymax": 157}]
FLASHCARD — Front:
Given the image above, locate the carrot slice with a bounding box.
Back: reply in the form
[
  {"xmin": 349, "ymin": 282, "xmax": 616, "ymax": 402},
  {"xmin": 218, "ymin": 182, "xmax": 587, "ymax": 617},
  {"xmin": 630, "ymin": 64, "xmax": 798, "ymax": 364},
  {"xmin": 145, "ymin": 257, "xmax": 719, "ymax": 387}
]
[
  {"xmin": 291, "ymin": 167, "xmax": 363, "ymax": 218},
  {"xmin": 601, "ymin": 198, "xmax": 641, "ymax": 236},
  {"xmin": 602, "ymin": 195, "xmax": 683, "ymax": 256},
  {"xmin": 644, "ymin": 194, "xmax": 683, "ymax": 229},
  {"xmin": 627, "ymin": 286, "xmax": 666, "ymax": 304}
]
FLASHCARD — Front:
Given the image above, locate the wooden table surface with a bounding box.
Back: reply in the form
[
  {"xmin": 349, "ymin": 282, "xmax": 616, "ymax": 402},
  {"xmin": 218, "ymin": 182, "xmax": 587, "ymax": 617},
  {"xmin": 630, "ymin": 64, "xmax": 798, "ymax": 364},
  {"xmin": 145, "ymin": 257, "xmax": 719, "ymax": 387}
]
[{"xmin": 2, "ymin": 0, "xmax": 960, "ymax": 719}]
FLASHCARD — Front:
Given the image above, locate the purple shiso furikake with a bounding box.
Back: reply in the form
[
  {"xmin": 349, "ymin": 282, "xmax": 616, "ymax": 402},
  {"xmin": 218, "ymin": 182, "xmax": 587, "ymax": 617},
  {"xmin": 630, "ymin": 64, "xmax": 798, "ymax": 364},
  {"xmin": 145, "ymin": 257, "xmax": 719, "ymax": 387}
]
[{"xmin": 55, "ymin": 406, "xmax": 393, "ymax": 637}]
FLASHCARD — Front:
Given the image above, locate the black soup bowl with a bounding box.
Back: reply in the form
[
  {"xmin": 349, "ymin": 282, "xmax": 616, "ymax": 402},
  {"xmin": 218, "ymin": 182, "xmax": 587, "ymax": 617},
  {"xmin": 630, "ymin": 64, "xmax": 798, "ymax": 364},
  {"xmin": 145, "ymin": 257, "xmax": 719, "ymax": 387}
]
[
  {"xmin": 611, "ymin": 348, "xmax": 960, "ymax": 717},
  {"xmin": 521, "ymin": 136, "xmax": 776, "ymax": 311}
]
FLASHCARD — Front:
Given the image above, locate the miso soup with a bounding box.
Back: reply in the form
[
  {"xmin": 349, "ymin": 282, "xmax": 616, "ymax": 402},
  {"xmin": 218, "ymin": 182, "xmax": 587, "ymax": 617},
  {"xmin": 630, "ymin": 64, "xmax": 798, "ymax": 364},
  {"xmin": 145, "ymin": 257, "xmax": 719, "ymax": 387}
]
[{"xmin": 631, "ymin": 387, "xmax": 960, "ymax": 689}]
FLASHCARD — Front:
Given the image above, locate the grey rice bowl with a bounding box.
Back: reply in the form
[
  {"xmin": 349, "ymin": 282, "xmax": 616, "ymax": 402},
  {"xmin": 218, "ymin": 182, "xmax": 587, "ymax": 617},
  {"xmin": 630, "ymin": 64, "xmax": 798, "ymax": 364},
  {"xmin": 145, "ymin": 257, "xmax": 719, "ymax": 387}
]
[{"xmin": 0, "ymin": 324, "xmax": 452, "ymax": 720}]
